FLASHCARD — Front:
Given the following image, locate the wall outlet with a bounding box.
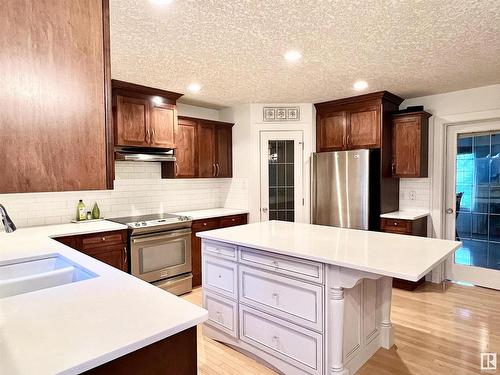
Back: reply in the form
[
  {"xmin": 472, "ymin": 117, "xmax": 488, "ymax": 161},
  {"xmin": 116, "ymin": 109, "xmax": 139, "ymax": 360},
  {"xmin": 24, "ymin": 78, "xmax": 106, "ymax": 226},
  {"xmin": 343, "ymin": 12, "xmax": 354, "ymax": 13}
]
[{"xmin": 408, "ymin": 191, "xmax": 417, "ymax": 200}]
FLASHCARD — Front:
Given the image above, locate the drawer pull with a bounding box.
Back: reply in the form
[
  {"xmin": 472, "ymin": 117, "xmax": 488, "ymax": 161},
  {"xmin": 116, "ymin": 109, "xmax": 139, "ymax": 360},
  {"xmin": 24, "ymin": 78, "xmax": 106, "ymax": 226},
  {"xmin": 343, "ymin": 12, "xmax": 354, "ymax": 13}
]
[
  {"xmin": 272, "ymin": 292, "xmax": 280, "ymax": 305},
  {"xmin": 393, "ymin": 222, "xmax": 398, "ymax": 226},
  {"xmin": 102, "ymin": 237, "xmax": 106, "ymax": 241},
  {"xmin": 232, "ymin": 218, "xmax": 235, "ymax": 222},
  {"xmin": 215, "ymin": 311, "xmax": 223, "ymax": 324},
  {"xmin": 203, "ymin": 223, "xmax": 207, "ymax": 226},
  {"xmin": 272, "ymin": 335, "xmax": 280, "ymax": 348}
]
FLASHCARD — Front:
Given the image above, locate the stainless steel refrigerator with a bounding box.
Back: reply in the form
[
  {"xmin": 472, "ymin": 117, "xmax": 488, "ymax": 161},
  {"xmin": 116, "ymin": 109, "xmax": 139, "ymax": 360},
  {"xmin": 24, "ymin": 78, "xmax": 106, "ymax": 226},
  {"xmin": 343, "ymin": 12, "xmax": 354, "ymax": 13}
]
[{"xmin": 312, "ymin": 149, "xmax": 380, "ymax": 230}]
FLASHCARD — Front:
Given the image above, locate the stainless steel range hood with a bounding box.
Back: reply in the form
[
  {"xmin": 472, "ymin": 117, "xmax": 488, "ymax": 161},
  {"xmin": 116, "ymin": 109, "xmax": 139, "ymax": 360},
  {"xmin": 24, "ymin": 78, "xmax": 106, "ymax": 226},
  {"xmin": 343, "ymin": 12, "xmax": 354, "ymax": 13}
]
[{"xmin": 115, "ymin": 147, "xmax": 176, "ymax": 162}]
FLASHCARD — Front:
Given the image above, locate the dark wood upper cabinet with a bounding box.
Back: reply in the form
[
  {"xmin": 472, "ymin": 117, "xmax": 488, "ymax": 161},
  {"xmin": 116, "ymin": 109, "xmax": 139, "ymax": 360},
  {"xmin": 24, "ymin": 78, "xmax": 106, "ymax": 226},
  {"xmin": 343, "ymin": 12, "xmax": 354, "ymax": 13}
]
[
  {"xmin": 115, "ymin": 96, "xmax": 150, "ymax": 147},
  {"xmin": 347, "ymin": 105, "xmax": 380, "ymax": 149},
  {"xmin": 151, "ymin": 102, "xmax": 177, "ymax": 148},
  {"xmin": 315, "ymin": 91, "xmax": 403, "ymax": 153},
  {"xmin": 198, "ymin": 122, "xmax": 217, "ymax": 177},
  {"xmin": 215, "ymin": 125, "xmax": 233, "ymax": 178},
  {"xmin": 112, "ymin": 80, "xmax": 183, "ymax": 149},
  {"xmin": 391, "ymin": 111, "xmax": 431, "ymax": 178},
  {"xmin": 174, "ymin": 117, "xmax": 198, "ymax": 178},
  {"xmin": 0, "ymin": 0, "xmax": 113, "ymax": 193},
  {"xmin": 162, "ymin": 117, "xmax": 234, "ymax": 179},
  {"xmin": 317, "ymin": 111, "xmax": 347, "ymax": 151}
]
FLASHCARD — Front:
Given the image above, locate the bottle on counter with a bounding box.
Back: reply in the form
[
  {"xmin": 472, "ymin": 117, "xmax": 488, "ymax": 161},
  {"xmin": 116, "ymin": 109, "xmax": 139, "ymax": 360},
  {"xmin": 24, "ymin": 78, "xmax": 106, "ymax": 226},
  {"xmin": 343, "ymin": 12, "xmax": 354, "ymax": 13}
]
[
  {"xmin": 76, "ymin": 200, "xmax": 86, "ymax": 221},
  {"xmin": 91, "ymin": 202, "xmax": 100, "ymax": 219},
  {"xmin": 86, "ymin": 211, "xmax": 92, "ymax": 220}
]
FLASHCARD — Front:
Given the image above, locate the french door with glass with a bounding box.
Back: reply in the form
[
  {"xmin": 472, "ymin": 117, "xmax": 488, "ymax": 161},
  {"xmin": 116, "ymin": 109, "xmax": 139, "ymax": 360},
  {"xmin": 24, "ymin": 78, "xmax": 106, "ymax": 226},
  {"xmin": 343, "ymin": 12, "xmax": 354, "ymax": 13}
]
[
  {"xmin": 445, "ymin": 121, "xmax": 500, "ymax": 289},
  {"xmin": 260, "ymin": 131, "xmax": 304, "ymax": 222}
]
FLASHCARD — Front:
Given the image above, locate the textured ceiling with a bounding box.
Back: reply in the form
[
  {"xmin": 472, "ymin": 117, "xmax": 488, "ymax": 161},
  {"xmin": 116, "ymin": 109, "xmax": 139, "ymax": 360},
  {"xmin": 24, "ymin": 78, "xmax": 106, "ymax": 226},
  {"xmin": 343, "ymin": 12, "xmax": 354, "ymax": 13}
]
[{"xmin": 110, "ymin": 0, "xmax": 500, "ymax": 108}]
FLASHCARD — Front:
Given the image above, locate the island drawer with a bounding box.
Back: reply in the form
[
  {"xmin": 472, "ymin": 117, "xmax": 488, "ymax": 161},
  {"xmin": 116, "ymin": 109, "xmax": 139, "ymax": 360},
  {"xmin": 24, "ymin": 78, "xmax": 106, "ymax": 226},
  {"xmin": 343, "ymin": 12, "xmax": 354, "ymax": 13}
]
[
  {"xmin": 239, "ymin": 305, "xmax": 323, "ymax": 375},
  {"xmin": 203, "ymin": 240, "xmax": 237, "ymax": 260},
  {"xmin": 239, "ymin": 266, "xmax": 323, "ymax": 332},
  {"xmin": 203, "ymin": 291, "xmax": 238, "ymax": 338},
  {"xmin": 239, "ymin": 247, "xmax": 324, "ymax": 284},
  {"xmin": 203, "ymin": 255, "xmax": 238, "ymax": 300}
]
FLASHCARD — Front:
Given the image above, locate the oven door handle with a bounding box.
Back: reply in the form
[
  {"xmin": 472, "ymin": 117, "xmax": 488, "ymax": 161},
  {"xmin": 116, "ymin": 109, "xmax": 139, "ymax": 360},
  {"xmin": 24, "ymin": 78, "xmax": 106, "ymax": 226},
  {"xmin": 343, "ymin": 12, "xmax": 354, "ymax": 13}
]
[{"xmin": 132, "ymin": 229, "xmax": 191, "ymax": 244}]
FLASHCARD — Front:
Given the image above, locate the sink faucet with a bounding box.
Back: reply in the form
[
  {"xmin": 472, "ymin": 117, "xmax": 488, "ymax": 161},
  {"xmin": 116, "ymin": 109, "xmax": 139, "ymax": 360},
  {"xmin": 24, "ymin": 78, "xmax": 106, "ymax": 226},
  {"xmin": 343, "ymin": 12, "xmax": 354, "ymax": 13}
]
[{"xmin": 0, "ymin": 204, "xmax": 16, "ymax": 233}]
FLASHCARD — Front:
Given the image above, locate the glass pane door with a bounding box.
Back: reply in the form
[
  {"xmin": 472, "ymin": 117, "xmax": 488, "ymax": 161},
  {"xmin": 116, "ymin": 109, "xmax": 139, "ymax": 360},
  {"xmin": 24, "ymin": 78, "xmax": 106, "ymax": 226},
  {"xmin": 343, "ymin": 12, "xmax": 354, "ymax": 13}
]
[
  {"xmin": 260, "ymin": 131, "xmax": 304, "ymax": 223},
  {"xmin": 268, "ymin": 140, "xmax": 295, "ymax": 222},
  {"xmin": 454, "ymin": 131, "xmax": 500, "ymax": 271}
]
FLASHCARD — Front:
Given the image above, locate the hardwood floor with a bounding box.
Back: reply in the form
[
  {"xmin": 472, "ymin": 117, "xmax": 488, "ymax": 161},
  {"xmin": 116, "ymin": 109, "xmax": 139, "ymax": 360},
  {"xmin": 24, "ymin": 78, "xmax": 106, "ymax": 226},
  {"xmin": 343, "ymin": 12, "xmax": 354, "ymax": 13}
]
[{"xmin": 183, "ymin": 282, "xmax": 500, "ymax": 374}]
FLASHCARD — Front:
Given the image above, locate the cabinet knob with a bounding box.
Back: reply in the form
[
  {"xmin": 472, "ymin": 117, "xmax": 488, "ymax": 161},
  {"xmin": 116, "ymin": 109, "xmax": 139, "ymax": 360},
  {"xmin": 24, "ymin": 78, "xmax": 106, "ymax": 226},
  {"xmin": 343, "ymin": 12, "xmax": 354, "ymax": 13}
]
[
  {"xmin": 393, "ymin": 222, "xmax": 398, "ymax": 226},
  {"xmin": 203, "ymin": 222, "xmax": 207, "ymax": 226},
  {"xmin": 102, "ymin": 237, "xmax": 106, "ymax": 241}
]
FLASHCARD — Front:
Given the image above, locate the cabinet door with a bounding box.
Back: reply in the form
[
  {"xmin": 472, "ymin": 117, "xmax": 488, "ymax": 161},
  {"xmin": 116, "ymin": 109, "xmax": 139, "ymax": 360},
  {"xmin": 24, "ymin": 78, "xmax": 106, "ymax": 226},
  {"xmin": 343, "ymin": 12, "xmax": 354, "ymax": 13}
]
[
  {"xmin": 151, "ymin": 102, "xmax": 177, "ymax": 148},
  {"xmin": 198, "ymin": 122, "xmax": 216, "ymax": 177},
  {"xmin": 92, "ymin": 250, "xmax": 125, "ymax": 271},
  {"xmin": 215, "ymin": 125, "xmax": 232, "ymax": 177},
  {"xmin": 191, "ymin": 231, "xmax": 202, "ymax": 287},
  {"xmin": 317, "ymin": 112, "xmax": 346, "ymax": 151},
  {"xmin": 392, "ymin": 115, "xmax": 422, "ymax": 177},
  {"xmin": 175, "ymin": 118, "xmax": 198, "ymax": 177},
  {"xmin": 115, "ymin": 95, "xmax": 150, "ymax": 147},
  {"xmin": 347, "ymin": 106, "xmax": 380, "ymax": 149},
  {"xmin": 0, "ymin": 0, "xmax": 108, "ymax": 193}
]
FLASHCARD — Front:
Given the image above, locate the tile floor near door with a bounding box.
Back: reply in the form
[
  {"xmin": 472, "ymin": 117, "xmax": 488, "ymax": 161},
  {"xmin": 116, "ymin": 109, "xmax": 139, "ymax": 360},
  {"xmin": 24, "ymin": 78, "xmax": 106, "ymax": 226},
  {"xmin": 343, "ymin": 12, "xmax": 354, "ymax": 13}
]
[{"xmin": 183, "ymin": 282, "xmax": 500, "ymax": 375}]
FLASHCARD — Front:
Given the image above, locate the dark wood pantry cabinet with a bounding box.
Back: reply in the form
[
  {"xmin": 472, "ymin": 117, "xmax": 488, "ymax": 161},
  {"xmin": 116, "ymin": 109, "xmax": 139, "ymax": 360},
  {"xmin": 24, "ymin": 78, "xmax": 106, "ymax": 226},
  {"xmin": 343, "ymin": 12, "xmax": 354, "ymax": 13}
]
[
  {"xmin": 112, "ymin": 80, "xmax": 183, "ymax": 149},
  {"xmin": 391, "ymin": 111, "xmax": 431, "ymax": 178},
  {"xmin": 0, "ymin": 0, "xmax": 113, "ymax": 193},
  {"xmin": 162, "ymin": 116, "xmax": 234, "ymax": 179}
]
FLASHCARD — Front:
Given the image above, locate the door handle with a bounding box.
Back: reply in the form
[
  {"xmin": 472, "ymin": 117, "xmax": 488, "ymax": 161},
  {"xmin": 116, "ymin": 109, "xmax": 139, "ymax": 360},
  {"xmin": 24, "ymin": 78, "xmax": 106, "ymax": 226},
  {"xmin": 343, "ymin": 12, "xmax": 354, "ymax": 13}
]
[
  {"xmin": 175, "ymin": 162, "xmax": 178, "ymax": 176},
  {"xmin": 215, "ymin": 163, "xmax": 220, "ymax": 177},
  {"xmin": 151, "ymin": 129, "xmax": 155, "ymax": 144},
  {"xmin": 445, "ymin": 208, "xmax": 454, "ymax": 214},
  {"xmin": 212, "ymin": 163, "xmax": 216, "ymax": 177},
  {"xmin": 146, "ymin": 128, "xmax": 151, "ymax": 144}
]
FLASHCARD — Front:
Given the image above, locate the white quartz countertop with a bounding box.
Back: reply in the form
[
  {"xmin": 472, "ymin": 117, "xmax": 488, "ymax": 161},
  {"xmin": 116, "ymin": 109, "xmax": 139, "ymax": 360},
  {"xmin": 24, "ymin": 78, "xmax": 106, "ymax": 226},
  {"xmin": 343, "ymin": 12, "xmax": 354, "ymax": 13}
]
[
  {"xmin": 198, "ymin": 221, "xmax": 461, "ymax": 282},
  {"xmin": 380, "ymin": 210, "xmax": 430, "ymax": 220},
  {"xmin": 172, "ymin": 207, "xmax": 249, "ymax": 221},
  {"xmin": 0, "ymin": 221, "xmax": 208, "ymax": 375}
]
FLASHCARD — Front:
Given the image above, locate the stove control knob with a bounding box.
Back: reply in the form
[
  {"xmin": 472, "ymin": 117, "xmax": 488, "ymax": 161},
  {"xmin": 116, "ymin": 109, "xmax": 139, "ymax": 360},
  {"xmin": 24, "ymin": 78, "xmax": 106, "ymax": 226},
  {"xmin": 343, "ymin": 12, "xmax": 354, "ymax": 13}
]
[
  {"xmin": 134, "ymin": 222, "xmax": 140, "ymax": 227},
  {"xmin": 141, "ymin": 222, "xmax": 147, "ymax": 226}
]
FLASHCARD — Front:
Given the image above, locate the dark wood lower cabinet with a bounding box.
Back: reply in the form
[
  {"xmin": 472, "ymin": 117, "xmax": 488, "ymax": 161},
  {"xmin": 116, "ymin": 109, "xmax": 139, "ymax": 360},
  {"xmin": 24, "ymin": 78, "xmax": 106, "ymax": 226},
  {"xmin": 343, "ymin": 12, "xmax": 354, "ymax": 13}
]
[
  {"xmin": 380, "ymin": 216, "xmax": 428, "ymax": 290},
  {"xmin": 191, "ymin": 214, "xmax": 248, "ymax": 287},
  {"xmin": 83, "ymin": 326, "xmax": 197, "ymax": 375},
  {"xmin": 54, "ymin": 229, "xmax": 128, "ymax": 272}
]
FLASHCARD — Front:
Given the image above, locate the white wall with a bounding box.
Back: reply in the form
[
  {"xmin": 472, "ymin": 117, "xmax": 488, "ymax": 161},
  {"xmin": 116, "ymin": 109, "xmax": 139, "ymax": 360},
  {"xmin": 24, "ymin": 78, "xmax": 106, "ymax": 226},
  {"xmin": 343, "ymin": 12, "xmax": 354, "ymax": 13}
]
[
  {"xmin": 177, "ymin": 102, "xmax": 220, "ymax": 121},
  {"xmin": 399, "ymin": 84, "xmax": 500, "ymax": 238},
  {"xmin": 220, "ymin": 103, "xmax": 315, "ymax": 223}
]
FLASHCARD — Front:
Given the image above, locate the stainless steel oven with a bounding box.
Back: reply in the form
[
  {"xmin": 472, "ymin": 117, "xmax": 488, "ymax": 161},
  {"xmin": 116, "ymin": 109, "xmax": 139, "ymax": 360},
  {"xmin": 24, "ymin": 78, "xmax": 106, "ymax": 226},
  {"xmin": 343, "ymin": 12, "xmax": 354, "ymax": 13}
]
[
  {"xmin": 131, "ymin": 228, "xmax": 191, "ymax": 283},
  {"xmin": 108, "ymin": 214, "xmax": 193, "ymax": 295}
]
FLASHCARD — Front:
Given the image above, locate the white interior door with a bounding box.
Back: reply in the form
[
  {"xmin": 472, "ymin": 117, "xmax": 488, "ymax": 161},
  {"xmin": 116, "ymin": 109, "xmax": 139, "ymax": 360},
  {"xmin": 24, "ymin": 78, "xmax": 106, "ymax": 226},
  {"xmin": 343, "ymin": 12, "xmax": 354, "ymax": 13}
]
[
  {"xmin": 444, "ymin": 120, "xmax": 500, "ymax": 290},
  {"xmin": 260, "ymin": 131, "xmax": 304, "ymax": 222}
]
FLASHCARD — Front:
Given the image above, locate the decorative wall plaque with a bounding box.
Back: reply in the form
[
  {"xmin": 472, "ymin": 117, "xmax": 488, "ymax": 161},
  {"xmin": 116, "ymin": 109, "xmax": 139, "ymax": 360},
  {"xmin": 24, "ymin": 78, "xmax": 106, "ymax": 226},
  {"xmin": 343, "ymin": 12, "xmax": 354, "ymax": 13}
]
[{"xmin": 263, "ymin": 106, "xmax": 300, "ymax": 122}]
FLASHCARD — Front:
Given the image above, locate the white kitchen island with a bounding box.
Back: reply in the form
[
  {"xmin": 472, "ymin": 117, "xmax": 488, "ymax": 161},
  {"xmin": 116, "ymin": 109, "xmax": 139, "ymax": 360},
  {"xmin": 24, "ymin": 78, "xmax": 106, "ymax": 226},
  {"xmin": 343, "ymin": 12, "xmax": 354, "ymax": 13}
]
[{"xmin": 198, "ymin": 221, "xmax": 461, "ymax": 375}]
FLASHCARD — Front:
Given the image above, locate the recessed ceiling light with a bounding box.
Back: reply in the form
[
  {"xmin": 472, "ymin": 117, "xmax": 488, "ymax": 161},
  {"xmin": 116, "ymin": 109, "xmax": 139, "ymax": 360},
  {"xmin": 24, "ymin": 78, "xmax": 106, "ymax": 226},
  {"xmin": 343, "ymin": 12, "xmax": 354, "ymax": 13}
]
[
  {"xmin": 188, "ymin": 83, "xmax": 201, "ymax": 93},
  {"xmin": 284, "ymin": 50, "xmax": 302, "ymax": 62},
  {"xmin": 353, "ymin": 80, "xmax": 368, "ymax": 91},
  {"xmin": 149, "ymin": 0, "xmax": 173, "ymax": 5},
  {"xmin": 152, "ymin": 96, "xmax": 163, "ymax": 105}
]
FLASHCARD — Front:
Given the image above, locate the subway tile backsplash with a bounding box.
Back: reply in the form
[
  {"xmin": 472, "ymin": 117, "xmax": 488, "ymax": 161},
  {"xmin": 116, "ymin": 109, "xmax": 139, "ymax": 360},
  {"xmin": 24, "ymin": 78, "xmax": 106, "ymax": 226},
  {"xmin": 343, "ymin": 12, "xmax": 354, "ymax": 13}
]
[
  {"xmin": 399, "ymin": 178, "xmax": 431, "ymax": 210},
  {"xmin": 0, "ymin": 162, "xmax": 249, "ymax": 228}
]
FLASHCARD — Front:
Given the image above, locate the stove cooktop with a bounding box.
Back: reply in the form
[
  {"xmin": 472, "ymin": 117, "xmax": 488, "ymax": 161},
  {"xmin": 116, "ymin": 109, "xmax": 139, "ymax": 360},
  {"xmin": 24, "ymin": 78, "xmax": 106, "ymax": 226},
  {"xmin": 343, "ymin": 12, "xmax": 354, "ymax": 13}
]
[{"xmin": 108, "ymin": 213, "xmax": 192, "ymax": 231}]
